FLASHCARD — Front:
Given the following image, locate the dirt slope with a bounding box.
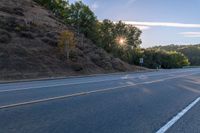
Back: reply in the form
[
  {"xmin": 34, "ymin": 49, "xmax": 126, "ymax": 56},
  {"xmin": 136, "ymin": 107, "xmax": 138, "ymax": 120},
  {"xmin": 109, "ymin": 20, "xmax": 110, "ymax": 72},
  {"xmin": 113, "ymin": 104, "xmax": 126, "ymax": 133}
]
[{"xmin": 0, "ymin": 0, "xmax": 145, "ymax": 80}]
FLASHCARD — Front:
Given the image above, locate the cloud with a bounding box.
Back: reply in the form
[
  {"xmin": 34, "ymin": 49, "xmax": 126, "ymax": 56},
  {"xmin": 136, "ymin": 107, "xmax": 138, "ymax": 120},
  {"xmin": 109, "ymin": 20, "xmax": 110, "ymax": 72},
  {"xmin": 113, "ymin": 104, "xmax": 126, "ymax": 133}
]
[
  {"xmin": 122, "ymin": 21, "xmax": 200, "ymax": 28},
  {"xmin": 103, "ymin": 20, "xmax": 200, "ymax": 32},
  {"xmin": 135, "ymin": 25, "xmax": 151, "ymax": 30},
  {"xmin": 179, "ymin": 32, "xmax": 200, "ymax": 38},
  {"xmin": 111, "ymin": 21, "xmax": 150, "ymax": 31}
]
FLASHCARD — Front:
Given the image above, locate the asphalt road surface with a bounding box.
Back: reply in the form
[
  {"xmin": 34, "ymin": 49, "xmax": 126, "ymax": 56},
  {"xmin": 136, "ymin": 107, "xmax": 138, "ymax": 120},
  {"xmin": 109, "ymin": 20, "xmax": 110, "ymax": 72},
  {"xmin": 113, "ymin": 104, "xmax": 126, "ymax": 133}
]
[{"xmin": 0, "ymin": 68, "xmax": 200, "ymax": 133}]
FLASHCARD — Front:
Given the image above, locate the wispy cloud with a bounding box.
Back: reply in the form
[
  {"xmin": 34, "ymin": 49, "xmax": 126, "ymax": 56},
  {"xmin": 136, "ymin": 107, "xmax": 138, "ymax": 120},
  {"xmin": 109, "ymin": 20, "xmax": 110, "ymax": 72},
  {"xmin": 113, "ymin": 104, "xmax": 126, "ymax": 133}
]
[
  {"xmin": 112, "ymin": 21, "xmax": 150, "ymax": 30},
  {"xmin": 180, "ymin": 32, "xmax": 200, "ymax": 38},
  {"xmin": 122, "ymin": 21, "xmax": 200, "ymax": 28},
  {"xmin": 135, "ymin": 25, "xmax": 151, "ymax": 30}
]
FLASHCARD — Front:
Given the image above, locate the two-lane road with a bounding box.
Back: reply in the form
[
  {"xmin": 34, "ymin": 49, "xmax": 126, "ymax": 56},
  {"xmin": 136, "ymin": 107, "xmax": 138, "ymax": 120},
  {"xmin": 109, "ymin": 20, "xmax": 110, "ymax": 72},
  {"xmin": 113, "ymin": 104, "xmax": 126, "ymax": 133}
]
[{"xmin": 0, "ymin": 68, "xmax": 200, "ymax": 133}]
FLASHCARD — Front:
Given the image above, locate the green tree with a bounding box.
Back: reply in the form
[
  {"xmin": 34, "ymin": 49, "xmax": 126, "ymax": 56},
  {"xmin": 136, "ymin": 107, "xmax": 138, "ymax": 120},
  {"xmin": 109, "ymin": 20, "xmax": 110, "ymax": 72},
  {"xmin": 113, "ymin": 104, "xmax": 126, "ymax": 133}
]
[
  {"xmin": 152, "ymin": 44, "xmax": 200, "ymax": 66},
  {"xmin": 142, "ymin": 49, "xmax": 190, "ymax": 69},
  {"xmin": 69, "ymin": 1, "xmax": 98, "ymax": 40},
  {"xmin": 98, "ymin": 20, "xmax": 143, "ymax": 63},
  {"xmin": 99, "ymin": 19, "xmax": 115, "ymax": 52},
  {"xmin": 126, "ymin": 25, "xmax": 142, "ymax": 48},
  {"xmin": 35, "ymin": 0, "xmax": 70, "ymax": 18}
]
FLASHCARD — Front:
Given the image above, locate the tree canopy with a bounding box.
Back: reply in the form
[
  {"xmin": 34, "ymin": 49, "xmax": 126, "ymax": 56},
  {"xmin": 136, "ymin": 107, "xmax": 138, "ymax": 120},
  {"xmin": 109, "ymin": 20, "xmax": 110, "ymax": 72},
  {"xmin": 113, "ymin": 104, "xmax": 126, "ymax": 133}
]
[
  {"xmin": 142, "ymin": 49, "xmax": 190, "ymax": 69},
  {"xmin": 153, "ymin": 44, "xmax": 200, "ymax": 66}
]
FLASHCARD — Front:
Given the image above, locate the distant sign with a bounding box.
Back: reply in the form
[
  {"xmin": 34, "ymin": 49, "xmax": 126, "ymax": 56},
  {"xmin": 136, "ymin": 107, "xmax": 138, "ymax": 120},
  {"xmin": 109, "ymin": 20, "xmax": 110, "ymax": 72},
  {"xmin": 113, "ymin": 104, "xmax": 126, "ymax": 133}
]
[{"xmin": 139, "ymin": 58, "xmax": 144, "ymax": 64}]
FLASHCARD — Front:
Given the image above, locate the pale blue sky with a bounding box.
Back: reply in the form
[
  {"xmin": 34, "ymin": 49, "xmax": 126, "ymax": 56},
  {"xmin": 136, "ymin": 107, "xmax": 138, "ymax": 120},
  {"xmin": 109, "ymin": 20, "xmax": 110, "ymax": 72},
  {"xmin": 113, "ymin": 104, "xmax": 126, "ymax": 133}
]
[{"xmin": 69, "ymin": 0, "xmax": 200, "ymax": 47}]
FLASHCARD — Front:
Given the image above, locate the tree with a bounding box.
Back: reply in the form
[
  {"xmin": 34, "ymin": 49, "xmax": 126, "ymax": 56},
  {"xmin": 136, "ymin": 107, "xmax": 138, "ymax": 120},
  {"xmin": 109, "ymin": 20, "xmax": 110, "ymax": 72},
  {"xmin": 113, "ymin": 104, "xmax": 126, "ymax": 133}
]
[
  {"xmin": 58, "ymin": 30, "xmax": 76, "ymax": 60},
  {"xmin": 35, "ymin": 0, "xmax": 70, "ymax": 17},
  {"xmin": 99, "ymin": 19, "xmax": 115, "ymax": 52},
  {"xmin": 152, "ymin": 44, "xmax": 200, "ymax": 66},
  {"xmin": 113, "ymin": 21, "xmax": 142, "ymax": 48},
  {"xmin": 179, "ymin": 46, "xmax": 200, "ymax": 66},
  {"xmin": 98, "ymin": 20, "xmax": 142, "ymax": 63},
  {"xmin": 142, "ymin": 49, "xmax": 190, "ymax": 69},
  {"xmin": 69, "ymin": 1, "xmax": 98, "ymax": 40},
  {"xmin": 126, "ymin": 25, "xmax": 142, "ymax": 48},
  {"xmin": 114, "ymin": 21, "xmax": 127, "ymax": 37}
]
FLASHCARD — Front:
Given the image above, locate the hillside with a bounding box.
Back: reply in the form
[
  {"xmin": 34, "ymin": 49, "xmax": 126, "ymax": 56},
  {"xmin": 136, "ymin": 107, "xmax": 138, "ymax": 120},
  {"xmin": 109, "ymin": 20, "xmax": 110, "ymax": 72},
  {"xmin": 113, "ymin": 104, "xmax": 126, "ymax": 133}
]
[
  {"xmin": 0, "ymin": 0, "xmax": 145, "ymax": 80},
  {"xmin": 153, "ymin": 44, "xmax": 200, "ymax": 66}
]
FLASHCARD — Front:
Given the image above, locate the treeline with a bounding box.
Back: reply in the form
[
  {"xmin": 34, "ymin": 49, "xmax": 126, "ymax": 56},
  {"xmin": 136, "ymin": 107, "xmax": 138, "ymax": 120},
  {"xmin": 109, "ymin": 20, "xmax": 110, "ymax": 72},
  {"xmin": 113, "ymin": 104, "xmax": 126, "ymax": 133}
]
[
  {"xmin": 141, "ymin": 49, "xmax": 189, "ymax": 69},
  {"xmin": 35, "ymin": 0, "xmax": 190, "ymax": 69},
  {"xmin": 153, "ymin": 44, "xmax": 200, "ymax": 66}
]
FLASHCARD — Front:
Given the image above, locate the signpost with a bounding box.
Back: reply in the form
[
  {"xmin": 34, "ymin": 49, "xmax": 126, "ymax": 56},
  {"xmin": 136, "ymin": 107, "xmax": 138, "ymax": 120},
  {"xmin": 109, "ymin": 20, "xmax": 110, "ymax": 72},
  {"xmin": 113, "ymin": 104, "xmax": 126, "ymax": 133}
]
[{"xmin": 139, "ymin": 58, "xmax": 144, "ymax": 66}]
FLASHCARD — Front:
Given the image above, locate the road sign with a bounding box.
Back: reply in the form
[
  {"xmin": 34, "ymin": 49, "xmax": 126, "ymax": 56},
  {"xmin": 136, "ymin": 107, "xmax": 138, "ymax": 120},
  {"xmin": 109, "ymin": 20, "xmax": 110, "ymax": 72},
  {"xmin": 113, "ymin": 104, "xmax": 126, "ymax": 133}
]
[{"xmin": 140, "ymin": 58, "xmax": 144, "ymax": 64}]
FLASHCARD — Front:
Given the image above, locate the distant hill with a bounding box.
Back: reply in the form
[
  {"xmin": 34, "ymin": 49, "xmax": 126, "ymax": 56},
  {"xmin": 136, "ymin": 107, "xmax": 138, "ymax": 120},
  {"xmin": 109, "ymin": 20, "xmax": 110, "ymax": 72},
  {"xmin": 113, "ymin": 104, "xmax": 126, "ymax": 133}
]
[
  {"xmin": 153, "ymin": 44, "xmax": 200, "ymax": 66},
  {"xmin": 0, "ymin": 0, "xmax": 145, "ymax": 80}
]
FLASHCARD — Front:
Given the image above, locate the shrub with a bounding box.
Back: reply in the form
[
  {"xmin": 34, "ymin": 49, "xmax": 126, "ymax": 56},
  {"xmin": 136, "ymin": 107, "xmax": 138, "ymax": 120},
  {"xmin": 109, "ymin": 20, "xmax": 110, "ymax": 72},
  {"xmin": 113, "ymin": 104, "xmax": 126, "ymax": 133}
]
[{"xmin": 58, "ymin": 30, "xmax": 76, "ymax": 60}]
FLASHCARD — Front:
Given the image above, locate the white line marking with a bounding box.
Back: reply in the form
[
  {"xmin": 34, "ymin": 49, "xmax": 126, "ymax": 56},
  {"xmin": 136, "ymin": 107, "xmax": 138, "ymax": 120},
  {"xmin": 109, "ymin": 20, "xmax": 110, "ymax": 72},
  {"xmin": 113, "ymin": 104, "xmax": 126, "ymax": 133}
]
[
  {"xmin": 0, "ymin": 72, "xmax": 198, "ymax": 110},
  {"xmin": 0, "ymin": 70, "xmax": 198, "ymax": 93},
  {"xmin": 0, "ymin": 85, "xmax": 133, "ymax": 109},
  {"xmin": 156, "ymin": 97, "xmax": 200, "ymax": 133},
  {"xmin": 0, "ymin": 79, "xmax": 121, "ymax": 93}
]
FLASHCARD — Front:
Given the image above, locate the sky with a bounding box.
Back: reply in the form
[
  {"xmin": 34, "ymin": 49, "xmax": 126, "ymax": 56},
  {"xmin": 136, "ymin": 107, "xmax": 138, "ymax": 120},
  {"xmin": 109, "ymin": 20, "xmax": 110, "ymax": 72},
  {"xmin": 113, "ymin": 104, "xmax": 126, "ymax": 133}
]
[{"xmin": 69, "ymin": 0, "xmax": 200, "ymax": 48}]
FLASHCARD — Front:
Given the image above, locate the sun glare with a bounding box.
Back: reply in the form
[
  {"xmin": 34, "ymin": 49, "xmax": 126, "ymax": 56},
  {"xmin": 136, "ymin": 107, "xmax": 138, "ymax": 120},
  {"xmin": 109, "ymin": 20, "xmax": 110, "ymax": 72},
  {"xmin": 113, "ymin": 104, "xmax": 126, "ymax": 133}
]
[
  {"xmin": 116, "ymin": 36, "xmax": 127, "ymax": 46},
  {"xmin": 119, "ymin": 38, "xmax": 125, "ymax": 44}
]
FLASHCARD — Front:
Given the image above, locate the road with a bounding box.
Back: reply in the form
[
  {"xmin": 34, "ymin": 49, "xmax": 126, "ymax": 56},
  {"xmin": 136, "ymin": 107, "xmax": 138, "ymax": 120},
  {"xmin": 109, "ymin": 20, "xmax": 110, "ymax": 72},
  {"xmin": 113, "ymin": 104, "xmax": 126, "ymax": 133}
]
[{"xmin": 0, "ymin": 68, "xmax": 200, "ymax": 133}]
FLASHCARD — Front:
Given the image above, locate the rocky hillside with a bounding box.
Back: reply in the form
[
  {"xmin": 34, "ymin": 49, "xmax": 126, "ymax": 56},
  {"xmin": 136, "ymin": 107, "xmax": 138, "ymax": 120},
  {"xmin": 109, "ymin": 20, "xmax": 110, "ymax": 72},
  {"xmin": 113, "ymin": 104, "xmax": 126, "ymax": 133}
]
[{"xmin": 0, "ymin": 0, "xmax": 145, "ymax": 80}]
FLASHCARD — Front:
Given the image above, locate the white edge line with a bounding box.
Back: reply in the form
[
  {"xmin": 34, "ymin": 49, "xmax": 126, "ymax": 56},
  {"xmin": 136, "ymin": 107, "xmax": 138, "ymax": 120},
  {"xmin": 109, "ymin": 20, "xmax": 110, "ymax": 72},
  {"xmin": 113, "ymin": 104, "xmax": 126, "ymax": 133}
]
[
  {"xmin": 156, "ymin": 97, "xmax": 200, "ymax": 133},
  {"xmin": 0, "ymin": 72, "xmax": 198, "ymax": 110},
  {"xmin": 0, "ymin": 70, "xmax": 197, "ymax": 93}
]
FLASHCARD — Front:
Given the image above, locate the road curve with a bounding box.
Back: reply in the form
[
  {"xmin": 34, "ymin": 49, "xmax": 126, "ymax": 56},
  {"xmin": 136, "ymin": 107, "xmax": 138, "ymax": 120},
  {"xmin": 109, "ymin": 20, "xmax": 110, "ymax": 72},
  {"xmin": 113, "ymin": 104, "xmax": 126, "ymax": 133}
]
[{"xmin": 0, "ymin": 68, "xmax": 200, "ymax": 133}]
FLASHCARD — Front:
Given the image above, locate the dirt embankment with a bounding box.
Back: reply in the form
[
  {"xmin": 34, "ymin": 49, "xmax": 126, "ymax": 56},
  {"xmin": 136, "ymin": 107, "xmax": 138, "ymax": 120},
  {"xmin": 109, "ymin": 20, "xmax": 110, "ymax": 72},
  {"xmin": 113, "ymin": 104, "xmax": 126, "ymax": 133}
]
[{"xmin": 0, "ymin": 0, "xmax": 146, "ymax": 81}]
